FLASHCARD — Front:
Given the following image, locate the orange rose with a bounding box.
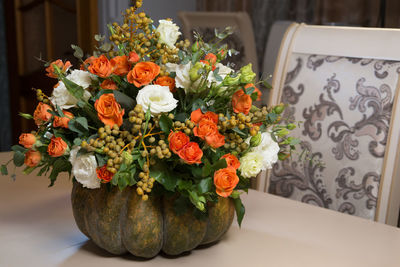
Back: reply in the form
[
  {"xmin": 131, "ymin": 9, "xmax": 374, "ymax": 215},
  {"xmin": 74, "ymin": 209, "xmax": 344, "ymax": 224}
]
[
  {"xmin": 53, "ymin": 110, "xmax": 74, "ymax": 128},
  {"xmin": 80, "ymin": 56, "xmax": 96, "ymax": 70},
  {"xmin": 100, "ymin": 79, "xmax": 118, "ymax": 90},
  {"xmin": 47, "ymin": 137, "xmax": 68, "ymax": 157},
  {"xmin": 214, "ymin": 167, "xmax": 239, "ymax": 197},
  {"xmin": 177, "ymin": 142, "xmax": 203, "ymax": 164},
  {"xmin": 221, "ymin": 153, "xmax": 240, "ymax": 170},
  {"xmin": 94, "ymin": 93, "xmax": 125, "ymax": 127},
  {"xmin": 33, "ymin": 102, "xmax": 53, "ymax": 125},
  {"xmin": 128, "ymin": 51, "xmax": 140, "ymax": 63},
  {"xmin": 193, "ymin": 119, "xmax": 219, "ymax": 140},
  {"xmin": 19, "ymin": 133, "xmax": 36, "ymax": 149},
  {"xmin": 110, "ymin": 55, "xmax": 130, "ymax": 76},
  {"xmin": 96, "ymin": 165, "xmax": 114, "ymax": 183},
  {"xmin": 88, "ymin": 55, "xmax": 113, "ymax": 78},
  {"xmin": 205, "ymin": 132, "xmax": 225, "ymax": 149},
  {"xmin": 190, "ymin": 108, "xmax": 218, "ymax": 124},
  {"xmin": 24, "ymin": 150, "xmax": 41, "ymax": 167},
  {"xmin": 46, "ymin": 59, "xmax": 71, "ymax": 78},
  {"xmin": 245, "ymin": 83, "xmax": 262, "ymax": 101},
  {"xmin": 127, "ymin": 62, "xmax": 160, "ymax": 87},
  {"xmin": 232, "ymin": 89, "xmax": 252, "ymax": 115},
  {"xmin": 155, "ymin": 76, "xmax": 176, "ymax": 92},
  {"xmin": 168, "ymin": 131, "xmax": 190, "ymax": 153},
  {"xmin": 204, "ymin": 53, "xmax": 217, "ymax": 65}
]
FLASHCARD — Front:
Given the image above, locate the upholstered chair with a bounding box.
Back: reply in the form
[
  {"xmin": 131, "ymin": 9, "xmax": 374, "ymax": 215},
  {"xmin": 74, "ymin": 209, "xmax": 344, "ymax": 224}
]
[{"xmin": 264, "ymin": 23, "xmax": 400, "ymax": 226}]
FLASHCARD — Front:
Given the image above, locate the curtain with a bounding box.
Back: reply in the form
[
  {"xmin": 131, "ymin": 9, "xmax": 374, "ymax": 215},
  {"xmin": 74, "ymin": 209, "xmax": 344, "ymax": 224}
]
[{"xmin": 0, "ymin": 0, "xmax": 11, "ymax": 151}]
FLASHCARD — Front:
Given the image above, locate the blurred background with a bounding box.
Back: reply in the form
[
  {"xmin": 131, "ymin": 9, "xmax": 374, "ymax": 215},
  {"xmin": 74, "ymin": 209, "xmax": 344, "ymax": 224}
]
[{"xmin": 0, "ymin": 0, "xmax": 399, "ymax": 151}]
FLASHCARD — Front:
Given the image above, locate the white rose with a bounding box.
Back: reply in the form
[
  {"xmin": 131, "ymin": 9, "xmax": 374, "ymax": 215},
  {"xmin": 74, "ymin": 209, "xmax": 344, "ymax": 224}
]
[
  {"xmin": 166, "ymin": 62, "xmax": 192, "ymax": 91},
  {"xmin": 69, "ymin": 147, "xmax": 100, "ymax": 189},
  {"xmin": 156, "ymin": 19, "xmax": 181, "ymax": 48},
  {"xmin": 50, "ymin": 70, "xmax": 92, "ymax": 109},
  {"xmin": 239, "ymin": 151, "xmax": 265, "ymax": 178},
  {"xmin": 136, "ymin": 84, "xmax": 178, "ymax": 115},
  {"xmin": 246, "ymin": 132, "xmax": 280, "ymax": 170}
]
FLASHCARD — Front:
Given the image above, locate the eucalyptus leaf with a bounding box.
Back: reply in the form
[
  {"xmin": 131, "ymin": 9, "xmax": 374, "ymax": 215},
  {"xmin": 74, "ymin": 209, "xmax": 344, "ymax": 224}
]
[
  {"xmin": 13, "ymin": 151, "xmax": 25, "ymax": 167},
  {"xmin": 233, "ymin": 197, "xmax": 245, "ymax": 227},
  {"xmin": 1, "ymin": 165, "xmax": 8, "ymax": 175}
]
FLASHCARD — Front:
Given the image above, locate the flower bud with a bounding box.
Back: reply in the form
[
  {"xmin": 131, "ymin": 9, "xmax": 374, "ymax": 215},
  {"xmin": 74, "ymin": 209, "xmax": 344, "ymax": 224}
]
[
  {"xmin": 122, "ymin": 151, "xmax": 134, "ymax": 165},
  {"xmin": 223, "ymin": 74, "xmax": 241, "ymax": 86},
  {"xmin": 287, "ymin": 123, "xmax": 296, "ymax": 130},
  {"xmin": 189, "ymin": 62, "xmax": 203, "ymax": 82},
  {"xmin": 276, "ymin": 128, "xmax": 290, "ymax": 137},
  {"xmin": 250, "ymin": 132, "xmax": 261, "ymax": 147},
  {"xmin": 191, "ymin": 41, "xmax": 199, "ymax": 52},
  {"xmin": 239, "ymin": 64, "xmax": 256, "ymax": 84},
  {"xmin": 274, "ymin": 104, "xmax": 285, "ymax": 114}
]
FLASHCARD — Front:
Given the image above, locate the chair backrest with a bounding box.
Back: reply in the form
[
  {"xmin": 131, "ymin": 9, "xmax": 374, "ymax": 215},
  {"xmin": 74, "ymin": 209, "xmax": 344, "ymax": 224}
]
[
  {"xmin": 265, "ymin": 23, "xmax": 400, "ymax": 226},
  {"xmin": 178, "ymin": 11, "xmax": 258, "ymax": 76}
]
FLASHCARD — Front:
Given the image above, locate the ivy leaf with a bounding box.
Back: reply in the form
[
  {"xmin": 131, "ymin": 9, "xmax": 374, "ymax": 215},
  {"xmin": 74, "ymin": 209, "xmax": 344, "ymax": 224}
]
[
  {"xmin": 1, "ymin": 165, "xmax": 8, "ymax": 175},
  {"xmin": 13, "ymin": 151, "xmax": 25, "ymax": 167},
  {"xmin": 113, "ymin": 90, "xmax": 135, "ymax": 112},
  {"xmin": 211, "ymin": 159, "xmax": 227, "ymax": 172},
  {"xmin": 49, "ymin": 159, "xmax": 72, "ymax": 187},
  {"xmin": 159, "ymin": 114, "xmax": 173, "ymax": 134},
  {"xmin": 233, "ymin": 197, "xmax": 245, "ymax": 227},
  {"xmin": 198, "ymin": 177, "xmax": 212, "ymax": 194},
  {"xmin": 150, "ymin": 165, "xmax": 177, "ymax": 191}
]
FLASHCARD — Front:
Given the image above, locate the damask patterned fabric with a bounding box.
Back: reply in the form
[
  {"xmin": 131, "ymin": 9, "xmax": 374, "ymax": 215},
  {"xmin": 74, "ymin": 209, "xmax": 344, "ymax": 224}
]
[{"xmin": 269, "ymin": 53, "xmax": 400, "ymax": 220}]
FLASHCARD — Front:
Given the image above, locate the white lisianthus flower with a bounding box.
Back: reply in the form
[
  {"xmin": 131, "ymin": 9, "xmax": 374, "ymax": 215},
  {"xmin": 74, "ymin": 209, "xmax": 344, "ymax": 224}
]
[
  {"xmin": 156, "ymin": 19, "xmax": 181, "ymax": 48},
  {"xmin": 136, "ymin": 84, "xmax": 178, "ymax": 115},
  {"xmin": 246, "ymin": 131, "xmax": 280, "ymax": 170},
  {"xmin": 166, "ymin": 62, "xmax": 192, "ymax": 91},
  {"xmin": 50, "ymin": 70, "xmax": 93, "ymax": 109},
  {"xmin": 239, "ymin": 151, "xmax": 265, "ymax": 178},
  {"xmin": 208, "ymin": 63, "xmax": 233, "ymax": 85},
  {"xmin": 69, "ymin": 147, "xmax": 100, "ymax": 189}
]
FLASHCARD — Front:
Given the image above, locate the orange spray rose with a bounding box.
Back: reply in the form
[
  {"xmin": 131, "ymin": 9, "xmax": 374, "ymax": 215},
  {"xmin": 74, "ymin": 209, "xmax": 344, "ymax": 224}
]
[
  {"xmin": 177, "ymin": 142, "xmax": 203, "ymax": 164},
  {"xmin": 205, "ymin": 132, "xmax": 225, "ymax": 149},
  {"xmin": 19, "ymin": 133, "xmax": 36, "ymax": 149},
  {"xmin": 214, "ymin": 167, "xmax": 239, "ymax": 197},
  {"xmin": 46, "ymin": 59, "xmax": 71, "ymax": 78},
  {"xmin": 190, "ymin": 109, "xmax": 218, "ymax": 124},
  {"xmin": 94, "ymin": 93, "xmax": 125, "ymax": 127},
  {"xmin": 24, "ymin": 150, "xmax": 42, "ymax": 167},
  {"xmin": 232, "ymin": 89, "xmax": 252, "ymax": 115},
  {"xmin": 53, "ymin": 111, "xmax": 74, "ymax": 128},
  {"xmin": 47, "ymin": 137, "xmax": 68, "ymax": 157},
  {"xmin": 100, "ymin": 79, "xmax": 118, "ymax": 90},
  {"xmin": 80, "ymin": 56, "xmax": 96, "ymax": 70},
  {"xmin": 221, "ymin": 153, "xmax": 240, "ymax": 170},
  {"xmin": 245, "ymin": 83, "xmax": 262, "ymax": 101},
  {"xmin": 110, "ymin": 55, "xmax": 130, "ymax": 76},
  {"xmin": 128, "ymin": 51, "xmax": 140, "ymax": 63},
  {"xmin": 127, "ymin": 62, "xmax": 160, "ymax": 87},
  {"xmin": 88, "ymin": 55, "xmax": 113, "ymax": 78},
  {"xmin": 155, "ymin": 76, "xmax": 176, "ymax": 92},
  {"xmin": 96, "ymin": 165, "xmax": 114, "ymax": 183},
  {"xmin": 168, "ymin": 131, "xmax": 190, "ymax": 153},
  {"xmin": 33, "ymin": 103, "xmax": 53, "ymax": 125},
  {"xmin": 193, "ymin": 119, "xmax": 219, "ymax": 140}
]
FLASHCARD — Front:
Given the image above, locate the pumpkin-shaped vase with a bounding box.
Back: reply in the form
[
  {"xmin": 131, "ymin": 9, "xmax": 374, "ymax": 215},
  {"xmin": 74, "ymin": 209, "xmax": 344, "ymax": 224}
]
[{"xmin": 71, "ymin": 181, "xmax": 235, "ymax": 258}]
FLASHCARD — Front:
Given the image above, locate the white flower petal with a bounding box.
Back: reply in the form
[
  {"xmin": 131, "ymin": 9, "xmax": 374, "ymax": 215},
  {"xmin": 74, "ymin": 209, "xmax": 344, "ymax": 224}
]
[
  {"xmin": 69, "ymin": 147, "xmax": 100, "ymax": 189},
  {"xmin": 156, "ymin": 19, "xmax": 181, "ymax": 49},
  {"xmin": 136, "ymin": 84, "xmax": 178, "ymax": 116}
]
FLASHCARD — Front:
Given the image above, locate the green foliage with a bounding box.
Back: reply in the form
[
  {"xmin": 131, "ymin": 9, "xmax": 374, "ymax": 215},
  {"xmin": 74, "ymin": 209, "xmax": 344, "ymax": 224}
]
[
  {"xmin": 49, "ymin": 159, "xmax": 72, "ymax": 187},
  {"xmin": 112, "ymin": 164, "xmax": 137, "ymax": 190},
  {"xmin": 159, "ymin": 114, "xmax": 173, "ymax": 134},
  {"xmin": 1, "ymin": 165, "xmax": 8, "ymax": 175},
  {"xmin": 19, "ymin": 112, "xmax": 33, "ymax": 120},
  {"xmin": 13, "ymin": 151, "xmax": 25, "ymax": 167},
  {"xmin": 113, "ymin": 90, "xmax": 136, "ymax": 111},
  {"xmin": 233, "ymin": 196, "xmax": 245, "ymax": 227},
  {"xmin": 150, "ymin": 164, "xmax": 177, "ymax": 191},
  {"xmin": 68, "ymin": 117, "xmax": 89, "ymax": 135},
  {"xmin": 71, "ymin": 44, "xmax": 84, "ymax": 59}
]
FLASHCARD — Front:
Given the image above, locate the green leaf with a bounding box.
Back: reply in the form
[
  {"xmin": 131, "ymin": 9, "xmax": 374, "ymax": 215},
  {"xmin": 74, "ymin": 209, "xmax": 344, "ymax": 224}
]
[
  {"xmin": 62, "ymin": 77, "xmax": 85, "ymax": 100},
  {"xmin": 11, "ymin": 145, "xmax": 26, "ymax": 153},
  {"xmin": 232, "ymin": 127, "xmax": 246, "ymax": 137},
  {"xmin": 212, "ymin": 158, "xmax": 227, "ymax": 172},
  {"xmin": 188, "ymin": 190, "xmax": 205, "ymax": 211},
  {"xmin": 245, "ymin": 86, "xmax": 255, "ymax": 95},
  {"xmin": 213, "ymin": 67, "xmax": 223, "ymax": 82},
  {"xmin": 75, "ymin": 117, "xmax": 89, "ymax": 131},
  {"xmin": 159, "ymin": 114, "xmax": 173, "ymax": 134},
  {"xmin": 95, "ymin": 154, "xmax": 106, "ymax": 167},
  {"xmin": 190, "ymin": 166, "xmax": 203, "ymax": 179},
  {"xmin": 192, "ymin": 99, "xmax": 205, "ymax": 112},
  {"xmin": 262, "ymin": 80, "xmax": 272, "ymax": 89},
  {"xmin": 23, "ymin": 166, "xmax": 36, "ymax": 175},
  {"xmin": 198, "ymin": 177, "xmax": 212, "ymax": 194},
  {"xmin": 173, "ymin": 195, "xmax": 190, "ymax": 215},
  {"xmin": 202, "ymin": 159, "xmax": 212, "ymax": 177},
  {"xmin": 150, "ymin": 165, "xmax": 177, "ymax": 191},
  {"xmin": 174, "ymin": 112, "xmax": 188, "ymax": 122},
  {"xmin": 19, "ymin": 112, "xmax": 33, "ymax": 120},
  {"xmin": 250, "ymin": 92, "xmax": 258, "ymax": 101},
  {"xmin": 71, "ymin": 44, "xmax": 84, "ymax": 59},
  {"xmin": 113, "ymin": 90, "xmax": 135, "ymax": 111},
  {"xmin": 233, "ymin": 197, "xmax": 245, "ymax": 227},
  {"xmin": 1, "ymin": 165, "xmax": 8, "ymax": 175},
  {"xmin": 73, "ymin": 138, "xmax": 82, "ymax": 146},
  {"xmin": 49, "ymin": 159, "xmax": 72, "ymax": 187},
  {"xmin": 13, "ymin": 151, "xmax": 25, "ymax": 167},
  {"xmin": 177, "ymin": 179, "xmax": 192, "ymax": 190}
]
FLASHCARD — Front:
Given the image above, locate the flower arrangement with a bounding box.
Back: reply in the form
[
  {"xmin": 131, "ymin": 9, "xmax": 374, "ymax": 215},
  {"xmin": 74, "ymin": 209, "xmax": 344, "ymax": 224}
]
[{"xmin": 1, "ymin": 0, "xmax": 299, "ymax": 227}]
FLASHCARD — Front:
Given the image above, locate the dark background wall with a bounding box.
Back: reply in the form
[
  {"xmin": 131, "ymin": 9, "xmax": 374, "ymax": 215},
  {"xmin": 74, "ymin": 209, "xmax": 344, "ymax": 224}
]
[{"xmin": 0, "ymin": 0, "xmax": 12, "ymax": 151}]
